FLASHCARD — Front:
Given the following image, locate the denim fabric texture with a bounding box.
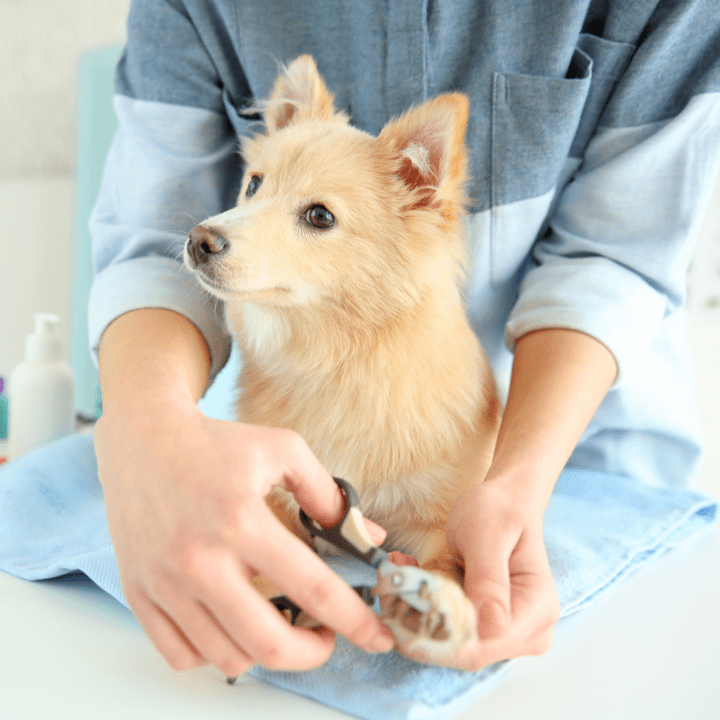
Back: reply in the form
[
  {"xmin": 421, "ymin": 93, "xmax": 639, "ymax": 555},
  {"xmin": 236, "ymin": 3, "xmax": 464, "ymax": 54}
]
[{"xmin": 114, "ymin": 0, "xmax": 720, "ymax": 211}]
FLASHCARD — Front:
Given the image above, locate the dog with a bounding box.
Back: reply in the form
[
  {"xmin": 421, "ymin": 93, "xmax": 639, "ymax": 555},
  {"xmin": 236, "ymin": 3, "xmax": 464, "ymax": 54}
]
[{"xmin": 184, "ymin": 55, "xmax": 501, "ymax": 665}]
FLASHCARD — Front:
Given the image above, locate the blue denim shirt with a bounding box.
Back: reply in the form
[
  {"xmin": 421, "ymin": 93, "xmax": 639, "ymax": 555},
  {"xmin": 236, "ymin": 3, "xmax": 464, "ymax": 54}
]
[{"xmin": 89, "ymin": 0, "xmax": 720, "ymax": 487}]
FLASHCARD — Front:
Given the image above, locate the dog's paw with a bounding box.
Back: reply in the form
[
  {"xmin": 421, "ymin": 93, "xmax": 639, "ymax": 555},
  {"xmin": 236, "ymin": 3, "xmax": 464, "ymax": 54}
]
[{"xmin": 377, "ymin": 570, "xmax": 478, "ymax": 664}]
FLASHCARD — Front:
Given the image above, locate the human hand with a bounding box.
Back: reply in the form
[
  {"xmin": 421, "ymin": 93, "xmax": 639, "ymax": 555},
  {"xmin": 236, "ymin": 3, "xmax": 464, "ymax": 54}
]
[
  {"xmin": 438, "ymin": 479, "xmax": 561, "ymax": 671},
  {"xmin": 94, "ymin": 399, "xmax": 395, "ymax": 677}
]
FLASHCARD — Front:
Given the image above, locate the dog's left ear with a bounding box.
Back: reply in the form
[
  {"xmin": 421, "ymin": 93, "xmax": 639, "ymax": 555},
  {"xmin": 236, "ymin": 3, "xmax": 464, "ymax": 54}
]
[
  {"xmin": 379, "ymin": 93, "xmax": 469, "ymax": 211},
  {"xmin": 265, "ymin": 55, "xmax": 341, "ymax": 133}
]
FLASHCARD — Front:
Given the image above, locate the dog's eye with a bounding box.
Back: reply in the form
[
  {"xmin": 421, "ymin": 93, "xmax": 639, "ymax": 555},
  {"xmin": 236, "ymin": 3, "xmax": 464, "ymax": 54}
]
[
  {"xmin": 303, "ymin": 205, "xmax": 335, "ymax": 229},
  {"xmin": 246, "ymin": 175, "xmax": 263, "ymax": 198}
]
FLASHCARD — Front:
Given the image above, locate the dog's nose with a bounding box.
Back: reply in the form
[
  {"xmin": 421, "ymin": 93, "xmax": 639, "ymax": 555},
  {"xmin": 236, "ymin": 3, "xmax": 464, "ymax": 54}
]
[{"xmin": 186, "ymin": 225, "xmax": 229, "ymax": 267}]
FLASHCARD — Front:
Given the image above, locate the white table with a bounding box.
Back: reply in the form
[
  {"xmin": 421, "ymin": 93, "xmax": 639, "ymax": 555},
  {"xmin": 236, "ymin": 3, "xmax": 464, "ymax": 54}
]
[{"xmin": 1, "ymin": 525, "xmax": 719, "ymax": 720}]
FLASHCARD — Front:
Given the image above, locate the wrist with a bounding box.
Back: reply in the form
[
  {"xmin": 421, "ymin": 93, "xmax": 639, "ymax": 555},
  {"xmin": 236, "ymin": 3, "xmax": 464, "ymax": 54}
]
[
  {"xmin": 93, "ymin": 373, "xmax": 205, "ymax": 495},
  {"xmin": 101, "ymin": 378, "xmax": 202, "ymax": 430},
  {"xmin": 447, "ymin": 475, "xmax": 543, "ymax": 562},
  {"xmin": 482, "ymin": 462, "xmax": 557, "ymax": 514},
  {"xmin": 98, "ymin": 309, "xmax": 211, "ymax": 416}
]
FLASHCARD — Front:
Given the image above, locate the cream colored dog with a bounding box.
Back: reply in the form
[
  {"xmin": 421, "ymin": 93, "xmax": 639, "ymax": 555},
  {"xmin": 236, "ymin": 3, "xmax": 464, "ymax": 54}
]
[{"xmin": 184, "ymin": 56, "xmax": 501, "ymax": 664}]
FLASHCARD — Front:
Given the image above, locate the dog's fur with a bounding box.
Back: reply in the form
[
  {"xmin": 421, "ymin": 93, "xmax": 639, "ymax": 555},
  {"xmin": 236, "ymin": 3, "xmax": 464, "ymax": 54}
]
[{"xmin": 185, "ymin": 56, "xmax": 501, "ymax": 662}]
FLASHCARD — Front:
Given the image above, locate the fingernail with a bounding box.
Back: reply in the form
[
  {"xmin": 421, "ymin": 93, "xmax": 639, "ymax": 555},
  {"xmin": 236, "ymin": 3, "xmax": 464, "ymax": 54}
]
[
  {"xmin": 365, "ymin": 519, "xmax": 387, "ymax": 547},
  {"xmin": 369, "ymin": 628, "xmax": 395, "ymax": 653}
]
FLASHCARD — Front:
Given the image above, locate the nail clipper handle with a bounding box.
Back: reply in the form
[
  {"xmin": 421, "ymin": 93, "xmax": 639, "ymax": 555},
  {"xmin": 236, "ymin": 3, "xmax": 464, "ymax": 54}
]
[{"xmin": 299, "ymin": 477, "xmax": 388, "ymax": 567}]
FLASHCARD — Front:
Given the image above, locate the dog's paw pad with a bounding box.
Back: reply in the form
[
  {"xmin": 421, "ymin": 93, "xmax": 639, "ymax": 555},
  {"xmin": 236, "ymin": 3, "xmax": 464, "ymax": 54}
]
[{"xmin": 378, "ymin": 573, "xmax": 477, "ymax": 662}]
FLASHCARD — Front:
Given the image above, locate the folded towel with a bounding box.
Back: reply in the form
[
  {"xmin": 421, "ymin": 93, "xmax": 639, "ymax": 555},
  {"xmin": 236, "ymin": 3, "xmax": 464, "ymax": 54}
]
[{"xmin": 0, "ymin": 434, "xmax": 716, "ymax": 720}]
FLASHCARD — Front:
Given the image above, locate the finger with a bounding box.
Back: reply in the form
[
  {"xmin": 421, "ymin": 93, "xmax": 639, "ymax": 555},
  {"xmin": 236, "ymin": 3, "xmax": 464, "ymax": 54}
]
[
  {"xmin": 146, "ymin": 554, "xmax": 339, "ymax": 672},
  {"xmin": 461, "ymin": 530, "xmax": 520, "ymax": 639},
  {"xmin": 271, "ymin": 429, "xmax": 346, "ymax": 527},
  {"xmin": 460, "ymin": 582, "xmax": 559, "ymax": 671},
  {"xmin": 363, "ymin": 517, "xmax": 387, "ymax": 547},
  {"xmin": 455, "ymin": 535, "xmax": 560, "ymax": 670},
  {"xmin": 151, "ymin": 585, "xmax": 255, "ymax": 678},
  {"xmin": 128, "ymin": 588, "xmax": 207, "ymax": 671},
  {"xmin": 247, "ymin": 506, "xmax": 395, "ymax": 653},
  {"xmin": 275, "ymin": 436, "xmax": 387, "ymax": 548},
  {"xmin": 189, "ymin": 566, "xmax": 341, "ymax": 671},
  {"xmin": 503, "ymin": 531, "xmax": 561, "ymax": 640}
]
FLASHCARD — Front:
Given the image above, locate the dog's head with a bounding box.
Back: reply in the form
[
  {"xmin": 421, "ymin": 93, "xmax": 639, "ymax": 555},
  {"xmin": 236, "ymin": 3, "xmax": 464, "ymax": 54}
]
[{"xmin": 184, "ymin": 55, "xmax": 469, "ymax": 329}]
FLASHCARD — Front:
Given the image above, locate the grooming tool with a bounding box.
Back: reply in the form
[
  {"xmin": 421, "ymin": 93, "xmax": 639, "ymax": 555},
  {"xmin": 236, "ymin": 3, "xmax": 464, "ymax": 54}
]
[
  {"xmin": 227, "ymin": 477, "xmax": 464, "ymax": 683},
  {"xmin": 269, "ymin": 477, "xmax": 443, "ymax": 621}
]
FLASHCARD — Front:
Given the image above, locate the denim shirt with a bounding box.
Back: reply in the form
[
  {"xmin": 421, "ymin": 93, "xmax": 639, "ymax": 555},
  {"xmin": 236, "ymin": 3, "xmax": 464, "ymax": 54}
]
[{"xmin": 89, "ymin": 0, "xmax": 720, "ymax": 487}]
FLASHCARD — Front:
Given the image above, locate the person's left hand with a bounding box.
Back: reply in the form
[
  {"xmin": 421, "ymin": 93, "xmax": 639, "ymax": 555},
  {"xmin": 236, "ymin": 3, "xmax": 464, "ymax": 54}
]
[{"xmin": 417, "ymin": 479, "xmax": 561, "ymax": 670}]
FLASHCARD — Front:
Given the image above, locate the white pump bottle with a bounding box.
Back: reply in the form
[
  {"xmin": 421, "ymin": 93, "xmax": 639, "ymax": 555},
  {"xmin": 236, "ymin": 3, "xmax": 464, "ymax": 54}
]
[{"xmin": 7, "ymin": 314, "xmax": 75, "ymax": 460}]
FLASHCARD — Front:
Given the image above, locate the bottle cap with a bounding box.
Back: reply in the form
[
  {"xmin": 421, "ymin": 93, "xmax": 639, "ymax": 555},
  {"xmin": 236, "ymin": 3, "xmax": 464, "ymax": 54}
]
[{"xmin": 26, "ymin": 314, "xmax": 63, "ymax": 361}]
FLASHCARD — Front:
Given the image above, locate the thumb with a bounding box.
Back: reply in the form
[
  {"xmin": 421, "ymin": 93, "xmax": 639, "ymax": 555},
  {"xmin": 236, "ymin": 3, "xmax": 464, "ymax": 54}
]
[{"xmin": 462, "ymin": 536, "xmax": 516, "ymax": 640}]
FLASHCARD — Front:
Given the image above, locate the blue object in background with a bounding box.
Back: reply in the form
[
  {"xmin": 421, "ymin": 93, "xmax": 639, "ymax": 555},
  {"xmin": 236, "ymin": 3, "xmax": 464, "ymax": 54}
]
[
  {"xmin": 0, "ymin": 377, "xmax": 8, "ymax": 440},
  {"xmin": 73, "ymin": 44, "xmax": 122, "ymax": 418}
]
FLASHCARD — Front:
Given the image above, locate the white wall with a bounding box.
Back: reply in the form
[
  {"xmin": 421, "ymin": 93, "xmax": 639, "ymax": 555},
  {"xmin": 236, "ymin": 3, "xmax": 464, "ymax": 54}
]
[
  {"xmin": 0, "ymin": 0, "xmax": 130, "ymax": 380},
  {"xmin": 0, "ymin": 176, "xmax": 75, "ymax": 371},
  {"xmin": 688, "ymin": 174, "xmax": 720, "ymax": 498},
  {"xmin": 0, "ymin": 1, "xmax": 718, "ymax": 497},
  {"xmin": 0, "ymin": 0, "xmax": 131, "ymax": 177}
]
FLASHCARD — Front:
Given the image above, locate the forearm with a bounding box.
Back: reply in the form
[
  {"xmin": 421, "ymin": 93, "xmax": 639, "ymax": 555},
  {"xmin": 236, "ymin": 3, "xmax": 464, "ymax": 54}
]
[
  {"xmin": 98, "ymin": 308, "xmax": 211, "ymax": 415},
  {"xmin": 487, "ymin": 328, "xmax": 618, "ymax": 507}
]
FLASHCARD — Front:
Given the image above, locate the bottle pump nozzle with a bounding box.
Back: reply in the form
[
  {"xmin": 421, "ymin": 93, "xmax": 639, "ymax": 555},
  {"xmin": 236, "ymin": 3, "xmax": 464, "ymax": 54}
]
[{"xmin": 26, "ymin": 313, "xmax": 62, "ymax": 362}]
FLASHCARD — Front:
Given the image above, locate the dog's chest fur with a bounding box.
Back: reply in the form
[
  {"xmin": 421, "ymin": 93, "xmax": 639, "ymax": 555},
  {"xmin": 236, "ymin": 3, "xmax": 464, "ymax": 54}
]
[{"xmin": 228, "ymin": 291, "xmax": 496, "ymax": 529}]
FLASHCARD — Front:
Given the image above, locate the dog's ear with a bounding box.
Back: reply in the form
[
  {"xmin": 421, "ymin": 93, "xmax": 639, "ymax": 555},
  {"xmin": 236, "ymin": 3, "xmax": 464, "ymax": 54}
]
[
  {"xmin": 379, "ymin": 94, "xmax": 469, "ymax": 211},
  {"xmin": 265, "ymin": 55, "xmax": 340, "ymax": 132}
]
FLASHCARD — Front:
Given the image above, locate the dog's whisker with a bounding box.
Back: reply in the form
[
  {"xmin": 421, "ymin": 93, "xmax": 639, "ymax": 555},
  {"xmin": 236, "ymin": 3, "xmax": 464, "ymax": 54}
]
[{"xmin": 177, "ymin": 212, "xmax": 206, "ymax": 229}]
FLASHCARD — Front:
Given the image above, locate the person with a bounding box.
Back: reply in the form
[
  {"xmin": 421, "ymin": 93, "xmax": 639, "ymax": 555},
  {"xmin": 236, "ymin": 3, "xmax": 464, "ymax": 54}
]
[{"xmin": 89, "ymin": 0, "xmax": 720, "ymax": 676}]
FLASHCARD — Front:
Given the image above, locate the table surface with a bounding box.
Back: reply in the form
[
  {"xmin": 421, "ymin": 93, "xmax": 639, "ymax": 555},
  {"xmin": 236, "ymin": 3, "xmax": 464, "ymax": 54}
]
[{"xmin": 1, "ymin": 524, "xmax": 719, "ymax": 720}]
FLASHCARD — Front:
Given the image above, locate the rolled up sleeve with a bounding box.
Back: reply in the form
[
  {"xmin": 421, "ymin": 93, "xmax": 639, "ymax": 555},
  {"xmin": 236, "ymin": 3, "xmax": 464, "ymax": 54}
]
[
  {"xmin": 506, "ymin": 91, "xmax": 720, "ymax": 387},
  {"xmin": 88, "ymin": 96, "xmax": 238, "ymax": 383}
]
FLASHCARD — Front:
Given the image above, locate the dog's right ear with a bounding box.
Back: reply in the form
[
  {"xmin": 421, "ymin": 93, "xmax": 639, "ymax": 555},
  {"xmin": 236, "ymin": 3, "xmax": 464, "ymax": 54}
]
[
  {"xmin": 378, "ymin": 93, "xmax": 469, "ymax": 216},
  {"xmin": 264, "ymin": 55, "xmax": 342, "ymax": 133}
]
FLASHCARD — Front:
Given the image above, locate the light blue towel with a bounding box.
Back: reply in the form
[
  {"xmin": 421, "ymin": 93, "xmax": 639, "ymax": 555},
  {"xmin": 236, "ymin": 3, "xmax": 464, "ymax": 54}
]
[{"xmin": 0, "ymin": 434, "xmax": 716, "ymax": 719}]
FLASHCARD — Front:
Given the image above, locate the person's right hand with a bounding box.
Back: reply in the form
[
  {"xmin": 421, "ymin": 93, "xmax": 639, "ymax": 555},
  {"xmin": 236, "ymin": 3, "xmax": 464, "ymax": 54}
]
[{"xmin": 94, "ymin": 398, "xmax": 395, "ymax": 677}]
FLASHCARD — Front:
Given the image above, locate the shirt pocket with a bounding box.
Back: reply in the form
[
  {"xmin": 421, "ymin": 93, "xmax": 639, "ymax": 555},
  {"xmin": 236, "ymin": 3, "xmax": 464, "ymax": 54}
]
[
  {"xmin": 490, "ymin": 47, "xmax": 592, "ymax": 286},
  {"xmin": 570, "ymin": 34, "xmax": 637, "ymax": 157},
  {"xmin": 489, "ymin": 36, "xmax": 637, "ymax": 287}
]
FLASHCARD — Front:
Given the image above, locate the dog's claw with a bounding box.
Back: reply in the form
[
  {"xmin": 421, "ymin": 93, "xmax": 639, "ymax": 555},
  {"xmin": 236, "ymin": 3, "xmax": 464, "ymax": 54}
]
[{"xmin": 375, "ymin": 568, "xmax": 477, "ymax": 662}]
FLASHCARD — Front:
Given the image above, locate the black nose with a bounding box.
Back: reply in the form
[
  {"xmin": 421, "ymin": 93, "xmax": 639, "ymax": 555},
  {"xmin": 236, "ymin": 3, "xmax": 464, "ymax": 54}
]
[{"xmin": 186, "ymin": 225, "xmax": 229, "ymax": 267}]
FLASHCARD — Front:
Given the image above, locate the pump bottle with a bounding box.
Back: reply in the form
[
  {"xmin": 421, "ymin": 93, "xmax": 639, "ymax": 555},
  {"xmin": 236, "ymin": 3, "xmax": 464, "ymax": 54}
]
[{"xmin": 7, "ymin": 314, "xmax": 75, "ymax": 460}]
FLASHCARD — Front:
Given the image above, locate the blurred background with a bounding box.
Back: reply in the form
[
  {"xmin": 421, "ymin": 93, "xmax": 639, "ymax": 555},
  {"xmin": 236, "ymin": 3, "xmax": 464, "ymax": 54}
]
[
  {"xmin": 0, "ymin": 0, "xmax": 131, "ymax": 416},
  {"xmin": 0, "ymin": 0, "xmax": 718, "ymax": 495}
]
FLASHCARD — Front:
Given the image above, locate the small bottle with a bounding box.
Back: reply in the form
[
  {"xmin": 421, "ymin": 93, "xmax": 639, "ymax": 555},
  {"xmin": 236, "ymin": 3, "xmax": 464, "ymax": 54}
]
[{"xmin": 7, "ymin": 314, "xmax": 75, "ymax": 460}]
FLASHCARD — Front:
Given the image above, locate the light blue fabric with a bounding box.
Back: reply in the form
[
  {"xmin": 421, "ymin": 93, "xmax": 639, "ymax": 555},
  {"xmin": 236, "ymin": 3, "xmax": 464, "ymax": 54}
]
[{"xmin": 0, "ymin": 433, "xmax": 716, "ymax": 719}]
